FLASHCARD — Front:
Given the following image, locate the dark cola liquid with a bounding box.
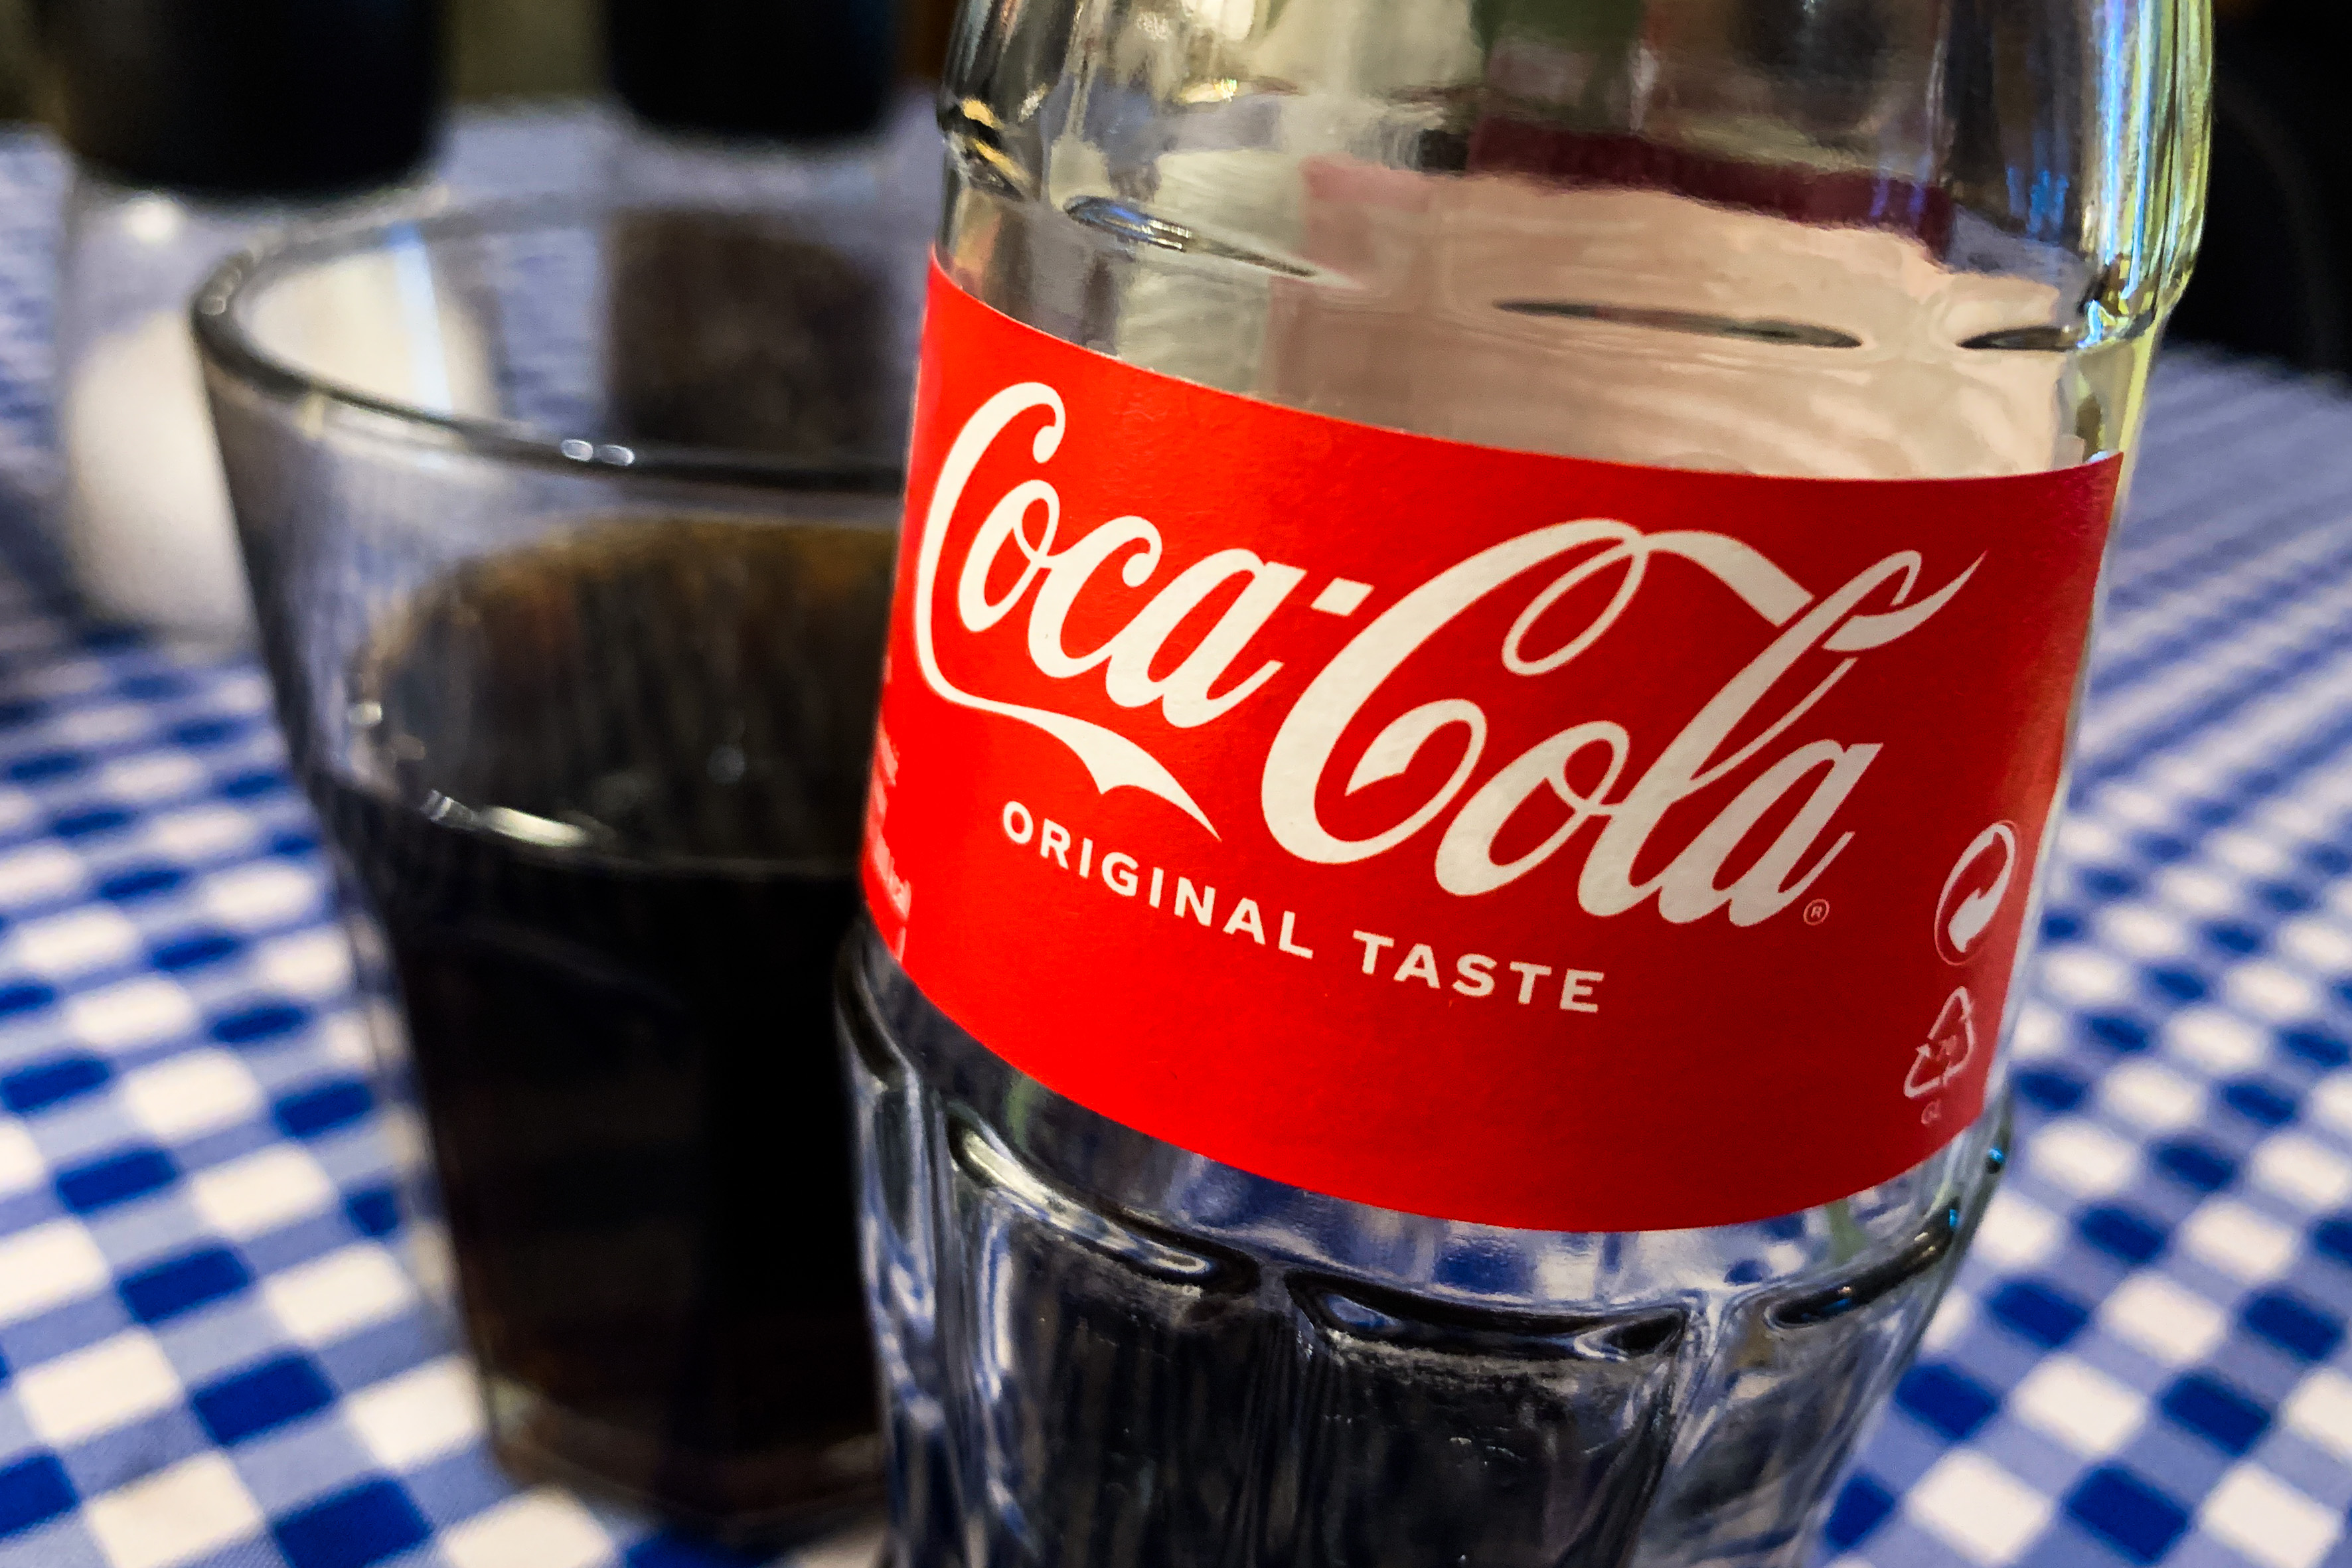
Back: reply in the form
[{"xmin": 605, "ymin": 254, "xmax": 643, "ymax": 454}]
[{"xmin": 313, "ymin": 516, "xmax": 896, "ymax": 1539}]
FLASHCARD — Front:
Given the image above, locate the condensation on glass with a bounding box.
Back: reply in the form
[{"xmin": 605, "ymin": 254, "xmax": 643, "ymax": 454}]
[{"xmin": 842, "ymin": 2, "xmax": 2209, "ymax": 1565}]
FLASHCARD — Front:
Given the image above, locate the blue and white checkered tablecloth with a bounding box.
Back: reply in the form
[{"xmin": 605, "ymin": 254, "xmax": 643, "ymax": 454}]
[{"xmin": 1, "ymin": 113, "xmax": 2350, "ymax": 1568}]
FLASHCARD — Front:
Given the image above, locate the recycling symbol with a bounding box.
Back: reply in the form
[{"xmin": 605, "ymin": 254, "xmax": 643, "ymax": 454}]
[{"xmin": 1905, "ymin": 986, "xmax": 1976, "ymax": 1099}]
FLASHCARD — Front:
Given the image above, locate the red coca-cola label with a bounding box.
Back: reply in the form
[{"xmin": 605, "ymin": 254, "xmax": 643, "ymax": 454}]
[{"xmin": 862, "ymin": 262, "xmax": 2120, "ymax": 1231}]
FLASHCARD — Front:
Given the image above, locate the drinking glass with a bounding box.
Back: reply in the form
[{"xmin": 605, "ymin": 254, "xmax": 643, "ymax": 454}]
[{"xmin": 194, "ymin": 197, "xmax": 919, "ymax": 1544}]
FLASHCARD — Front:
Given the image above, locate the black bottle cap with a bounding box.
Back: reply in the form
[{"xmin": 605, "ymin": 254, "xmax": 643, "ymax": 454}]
[
  {"xmin": 606, "ymin": 0, "xmax": 896, "ymax": 143},
  {"xmin": 41, "ymin": 0, "xmax": 439, "ymax": 198}
]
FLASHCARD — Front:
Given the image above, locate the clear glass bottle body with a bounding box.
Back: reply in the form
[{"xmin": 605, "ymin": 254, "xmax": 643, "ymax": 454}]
[{"xmin": 843, "ymin": 2, "xmax": 2207, "ymax": 1564}]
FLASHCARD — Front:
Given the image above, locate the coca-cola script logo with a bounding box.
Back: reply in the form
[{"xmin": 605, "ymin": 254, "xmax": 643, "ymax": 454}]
[{"xmin": 907, "ymin": 381, "xmax": 1982, "ymax": 930}]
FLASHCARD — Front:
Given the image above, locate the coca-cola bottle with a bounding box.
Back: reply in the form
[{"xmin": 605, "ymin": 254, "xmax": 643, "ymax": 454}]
[{"xmin": 842, "ymin": 1, "xmax": 2208, "ymax": 1563}]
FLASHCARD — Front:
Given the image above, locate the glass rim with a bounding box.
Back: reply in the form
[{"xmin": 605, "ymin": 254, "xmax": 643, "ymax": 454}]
[{"xmin": 191, "ymin": 193, "xmax": 907, "ymax": 495}]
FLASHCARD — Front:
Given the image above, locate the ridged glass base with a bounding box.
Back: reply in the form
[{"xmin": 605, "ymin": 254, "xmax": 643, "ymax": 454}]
[{"xmin": 838, "ymin": 921, "xmax": 2004, "ymax": 1568}]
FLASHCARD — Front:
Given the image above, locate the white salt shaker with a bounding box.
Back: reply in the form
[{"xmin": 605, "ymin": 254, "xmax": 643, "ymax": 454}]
[{"xmin": 44, "ymin": 0, "xmax": 440, "ymax": 646}]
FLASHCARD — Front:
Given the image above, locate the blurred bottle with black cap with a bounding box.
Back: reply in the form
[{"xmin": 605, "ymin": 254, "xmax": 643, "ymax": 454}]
[
  {"xmin": 41, "ymin": 0, "xmax": 442, "ymax": 644},
  {"xmin": 609, "ymin": 0, "xmax": 897, "ymax": 145},
  {"xmin": 2165, "ymin": 0, "xmax": 2352, "ymax": 372},
  {"xmin": 599, "ymin": 0, "xmax": 940, "ymax": 464}
]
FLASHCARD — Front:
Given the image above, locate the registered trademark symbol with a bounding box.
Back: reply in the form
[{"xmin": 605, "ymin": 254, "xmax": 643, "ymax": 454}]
[
  {"xmin": 1804, "ymin": 899, "xmax": 1831, "ymax": 926},
  {"xmin": 1921, "ymin": 1101, "xmax": 1943, "ymax": 1126}
]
